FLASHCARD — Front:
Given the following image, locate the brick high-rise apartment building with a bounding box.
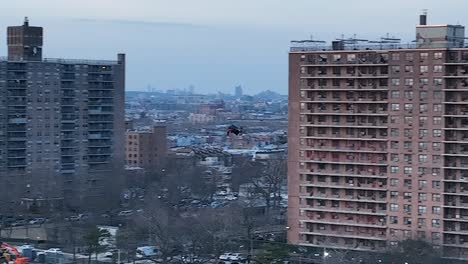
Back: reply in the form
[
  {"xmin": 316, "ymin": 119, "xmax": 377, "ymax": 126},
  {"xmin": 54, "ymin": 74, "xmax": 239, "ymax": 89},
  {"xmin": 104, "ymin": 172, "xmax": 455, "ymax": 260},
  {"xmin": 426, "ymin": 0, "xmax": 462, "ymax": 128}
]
[
  {"xmin": 288, "ymin": 14, "xmax": 468, "ymax": 260},
  {"xmin": 125, "ymin": 124, "xmax": 167, "ymax": 170},
  {"xmin": 0, "ymin": 18, "xmax": 125, "ymax": 209}
]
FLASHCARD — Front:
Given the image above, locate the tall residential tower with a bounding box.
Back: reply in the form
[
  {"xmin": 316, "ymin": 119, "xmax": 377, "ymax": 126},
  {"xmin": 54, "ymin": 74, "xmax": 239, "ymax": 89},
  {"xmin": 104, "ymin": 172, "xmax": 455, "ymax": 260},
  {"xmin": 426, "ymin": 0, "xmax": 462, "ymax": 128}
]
[
  {"xmin": 0, "ymin": 18, "xmax": 125, "ymax": 210},
  {"xmin": 288, "ymin": 14, "xmax": 468, "ymax": 260}
]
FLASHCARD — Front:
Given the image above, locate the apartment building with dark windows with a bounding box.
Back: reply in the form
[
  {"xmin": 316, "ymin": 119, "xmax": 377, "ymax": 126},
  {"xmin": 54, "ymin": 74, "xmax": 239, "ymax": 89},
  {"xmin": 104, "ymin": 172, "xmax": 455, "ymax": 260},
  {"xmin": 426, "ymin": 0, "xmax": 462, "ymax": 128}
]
[
  {"xmin": 0, "ymin": 18, "xmax": 125, "ymax": 209},
  {"xmin": 288, "ymin": 14, "xmax": 468, "ymax": 260}
]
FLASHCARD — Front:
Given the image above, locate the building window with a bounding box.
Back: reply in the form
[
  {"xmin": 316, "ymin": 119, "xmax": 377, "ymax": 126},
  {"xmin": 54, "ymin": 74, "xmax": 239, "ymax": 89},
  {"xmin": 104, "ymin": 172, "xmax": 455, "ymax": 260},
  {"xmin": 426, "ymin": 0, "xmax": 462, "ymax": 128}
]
[
  {"xmin": 404, "ymin": 154, "xmax": 412, "ymax": 163},
  {"xmin": 420, "ymin": 53, "xmax": 429, "ymax": 60},
  {"xmin": 419, "ymin": 104, "xmax": 428, "ymax": 112},
  {"xmin": 405, "ymin": 78, "xmax": 414, "ymax": 86},
  {"xmin": 391, "ymin": 153, "xmax": 399, "ymax": 162},
  {"xmin": 390, "ymin": 129, "xmax": 399, "ymax": 137},
  {"xmin": 404, "ymin": 103, "xmax": 413, "ymax": 111},
  {"xmin": 432, "ymin": 193, "xmax": 441, "ymax": 202},
  {"xmin": 390, "ymin": 178, "xmax": 399, "ymax": 186},
  {"xmin": 392, "ymin": 53, "xmax": 400, "ymax": 61},
  {"xmin": 391, "ymin": 66, "xmax": 400, "ymax": 73},
  {"xmin": 347, "ymin": 54, "xmax": 356, "ymax": 61},
  {"xmin": 404, "ymin": 90, "xmax": 413, "ymax": 99},
  {"xmin": 433, "ymin": 65, "xmax": 443, "ymax": 73},
  {"xmin": 390, "ymin": 216, "xmax": 398, "ymax": 224},
  {"xmin": 404, "ymin": 167, "xmax": 412, "ymax": 175},
  {"xmin": 433, "ymin": 129, "xmax": 442, "ymax": 137},
  {"xmin": 419, "ymin": 129, "xmax": 428, "ymax": 138},
  {"xmin": 432, "ymin": 181, "xmax": 441, "ymax": 189},
  {"xmin": 391, "ymin": 103, "xmax": 400, "ymax": 111},
  {"xmin": 391, "ymin": 90, "xmax": 400, "ymax": 98},
  {"xmin": 419, "ymin": 154, "xmax": 428, "ymax": 162},
  {"xmin": 404, "ymin": 141, "xmax": 412, "ymax": 149},
  {"xmin": 420, "ymin": 78, "xmax": 429, "ymax": 85},
  {"xmin": 390, "ymin": 166, "xmax": 399, "ymax": 173},
  {"xmin": 404, "ymin": 192, "xmax": 412, "ymax": 199},
  {"xmin": 433, "ymin": 91, "xmax": 442, "ymax": 99},
  {"xmin": 419, "ymin": 116, "xmax": 427, "ymax": 126},
  {"xmin": 404, "ymin": 129, "xmax": 412, "ymax": 137},
  {"xmin": 419, "ymin": 91, "xmax": 427, "ymax": 99},
  {"xmin": 434, "ymin": 52, "xmax": 443, "ymax": 60},
  {"xmin": 404, "ymin": 116, "xmax": 413, "ymax": 125},
  {"xmin": 390, "ymin": 191, "xmax": 398, "ymax": 199},
  {"xmin": 418, "ymin": 142, "xmax": 427, "ymax": 150},
  {"xmin": 405, "ymin": 65, "xmax": 413, "ymax": 72},
  {"xmin": 433, "ymin": 104, "xmax": 442, "ymax": 112},
  {"xmin": 391, "ymin": 78, "xmax": 400, "ymax": 86},
  {"xmin": 420, "ymin": 65, "xmax": 428, "ymax": 73},
  {"xmin": 418, "ymin": 180, "xmax": 427, "ymax": 188},
  {"xmin": 333, "ymin": 54, "xmax": 341, "ymax": 62},
  {"xmin": 433, "ymin": 117, "xmax": 441, "ymax": 125},
  {"xmin": 432, "ymin": 207, "xmax": 441, "ymax": 214},
  {"xmin": 418, "ymin": 193, "xmax": 427, "ymax": 201},
  {"xmin": 432, "ymin": 219, "xmax": 440, "ymax": 228},
  {"xmin": 418, "ymin": 218, "xmax": 426, "ymax": 227},
  {"xmin": 406, "ymin": 53, "xmax": 414, "ymax": 61},
  {"xmin": 433, "ymin": 78, "xmax": 443, "ymax": 86},
  {"xmin": 418, "ymin": 205, "xmax": 427, "ymax": 214},
  {"xmin": 390, "ymin": 204, "xmax": 399, "ymax": 212}
]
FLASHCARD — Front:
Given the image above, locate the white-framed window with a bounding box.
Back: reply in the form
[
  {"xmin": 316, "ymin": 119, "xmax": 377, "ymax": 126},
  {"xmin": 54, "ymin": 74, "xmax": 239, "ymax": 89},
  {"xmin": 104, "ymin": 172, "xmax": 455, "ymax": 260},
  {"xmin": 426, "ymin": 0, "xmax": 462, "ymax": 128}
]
[
  {"xmin": 418, "ymin": 205, "xmax": 427, "ymax": 214},
  {"xmin": 391, "ymin": 103, "xmax": 400, "ymax": 111},
  {"xmin": 433, "ymin": 65, "xmax": 443, "ymax": 72}
]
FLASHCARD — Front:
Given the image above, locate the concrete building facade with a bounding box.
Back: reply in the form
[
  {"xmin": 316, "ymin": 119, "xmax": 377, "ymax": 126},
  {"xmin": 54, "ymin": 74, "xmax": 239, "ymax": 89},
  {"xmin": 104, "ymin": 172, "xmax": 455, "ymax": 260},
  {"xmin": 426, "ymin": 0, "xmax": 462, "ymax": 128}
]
[
  {"xmin": 0, "ymin": 18, "xmax": 125, "ymax": 209},
  {"xmin": 288, "ymin": 15, "xmax": 468, "ymax": 260}
]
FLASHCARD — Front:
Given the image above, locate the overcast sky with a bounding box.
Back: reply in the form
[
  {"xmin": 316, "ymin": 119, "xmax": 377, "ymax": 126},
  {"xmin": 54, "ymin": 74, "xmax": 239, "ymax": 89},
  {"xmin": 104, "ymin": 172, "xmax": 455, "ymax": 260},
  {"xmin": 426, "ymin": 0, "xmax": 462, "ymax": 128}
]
[{"xmin": 1, "ymin": 0, "xmax": 467, "ymax": 94}]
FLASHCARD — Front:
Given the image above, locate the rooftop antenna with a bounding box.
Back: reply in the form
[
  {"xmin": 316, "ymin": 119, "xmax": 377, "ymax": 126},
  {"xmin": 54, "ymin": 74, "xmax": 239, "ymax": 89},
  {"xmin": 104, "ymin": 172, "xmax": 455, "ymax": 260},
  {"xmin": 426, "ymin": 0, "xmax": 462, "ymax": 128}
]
[{"xmin": 24, "ymin": 16, "xmax": 29, "ymax": 27}]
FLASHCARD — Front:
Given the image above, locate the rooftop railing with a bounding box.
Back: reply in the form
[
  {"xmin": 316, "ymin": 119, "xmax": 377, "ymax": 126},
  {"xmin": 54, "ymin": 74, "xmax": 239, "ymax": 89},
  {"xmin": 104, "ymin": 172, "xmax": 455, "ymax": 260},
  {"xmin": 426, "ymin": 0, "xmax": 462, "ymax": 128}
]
[{"xmin": 0, "ymin": 56, "xmax": 118, "ymax": 65}]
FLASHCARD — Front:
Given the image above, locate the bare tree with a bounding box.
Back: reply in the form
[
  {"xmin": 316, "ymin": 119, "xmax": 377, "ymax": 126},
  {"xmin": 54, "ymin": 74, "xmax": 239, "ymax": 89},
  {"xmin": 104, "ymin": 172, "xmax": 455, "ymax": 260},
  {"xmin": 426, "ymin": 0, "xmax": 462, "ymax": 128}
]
[{"xmin": 248, "ymin": 159, "xmax": 286, "ymax": 214}]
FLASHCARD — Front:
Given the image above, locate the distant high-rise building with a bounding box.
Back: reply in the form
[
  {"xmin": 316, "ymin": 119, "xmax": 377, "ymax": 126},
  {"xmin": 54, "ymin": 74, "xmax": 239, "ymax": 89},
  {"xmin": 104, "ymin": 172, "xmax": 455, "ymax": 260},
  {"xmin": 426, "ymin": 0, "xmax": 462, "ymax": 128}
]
[
  {"xmin": 0, "ymin": 18, "xmax": 125, "ymax": 210},
  {"xmin": 235, "ymin": 85, "xmax": 243, "ymax": 98},
  {"xmin": 125, "ymin": 125, "xmax": 167, "ymax": 170},
  {"xmin": 288, "ymin": 14, "xmax": 468, "ymax": 260}
]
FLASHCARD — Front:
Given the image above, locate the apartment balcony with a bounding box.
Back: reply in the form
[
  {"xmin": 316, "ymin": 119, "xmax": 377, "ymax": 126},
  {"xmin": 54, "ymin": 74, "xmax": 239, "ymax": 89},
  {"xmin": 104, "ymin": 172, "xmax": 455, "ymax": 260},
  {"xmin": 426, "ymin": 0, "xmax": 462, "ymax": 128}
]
[
  {"xmin": 88, "ymin": 91, "xmax": 113, "ymax": 98},
  {"xmin": 61, "ymin": 73, "xmax": 76, "ymax": 80},
  {"xmin": 88, "ymin": 133, "xmax": 112, "ymax": 139},
  {"xmin": 7, "ymin": 91, "xmax": 27, "ymax": 97},
  {"xmin": 301, "ymin": 123, "xmax": 387, "ymax": 129},
  {"xmin": 301, "ymin": 180, "xmax": 386, "ymax": 191},
  {"xmin": 301, "ymin": 194, "xmax": 387, "ymax": 204},
  {"xmin": 300, "ymin": 74, "xmax": 388, "ymax": 79},
  {"xmin": 301, "ymin": 85, "xmax": 388, "ymax": 91},
  {"xmin": 301, "ymin": 215, "xmax": 386, "ymax": 228},
  {"xmin": 89, "ymin": 82, "xmax": 114, "ymax": 90},
  {"xmin": 298, "ymin": 241, "xmax": 385, "ymax": 252},
  {"xmin": 88, "ymin": 156, "xmax": 111, "ymax": 163},
  {"xmin": 299, "ymin": 230, "xmax": 386, "ymax": 241},
  {"xmin": 61, "ymin": 81, "xmax": 75, "ymax": 89},
  {"xmin": 445, "ymin": 94, "xmax": 468, "ymax": 104},
  {"xmin": 301, "ymin": 146, "xmax": 387, "ymax": 154},
  {"xmin": 7, "ymin": 63, "xmax": 27, "ymax": 71}
]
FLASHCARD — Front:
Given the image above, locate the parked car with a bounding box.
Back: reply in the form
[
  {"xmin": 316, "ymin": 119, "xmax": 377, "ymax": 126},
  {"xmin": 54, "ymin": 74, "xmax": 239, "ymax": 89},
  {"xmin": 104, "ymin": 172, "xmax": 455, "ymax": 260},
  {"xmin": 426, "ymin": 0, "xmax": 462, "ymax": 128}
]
[
  {"xmin": 118, "ymin": 210, "xmax": 134, "ymax": 217},
  {"xmin": 10, "ymin": 220, "xmax": 27, "ymax": 227},
  {"xmin": 29, "ymin": 218, "xmax": 46, "ymax": 225}
]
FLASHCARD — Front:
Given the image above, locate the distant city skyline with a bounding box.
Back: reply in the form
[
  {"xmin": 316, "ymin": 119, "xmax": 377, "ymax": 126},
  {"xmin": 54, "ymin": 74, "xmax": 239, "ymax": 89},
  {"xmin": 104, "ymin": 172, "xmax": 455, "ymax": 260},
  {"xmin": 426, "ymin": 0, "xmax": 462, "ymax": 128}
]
[{"xmin": 1, "ymin": 0, "xmax": 468, "ymax": 94}]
